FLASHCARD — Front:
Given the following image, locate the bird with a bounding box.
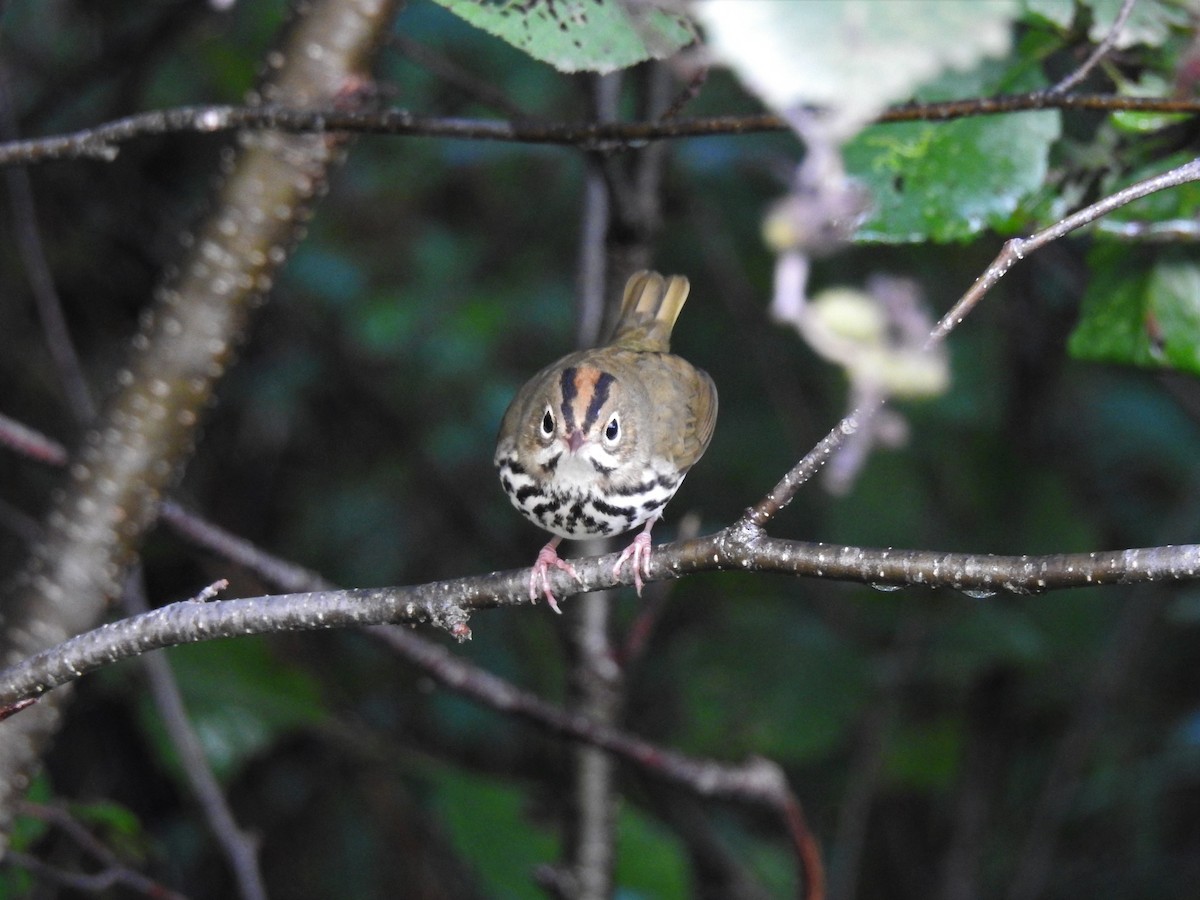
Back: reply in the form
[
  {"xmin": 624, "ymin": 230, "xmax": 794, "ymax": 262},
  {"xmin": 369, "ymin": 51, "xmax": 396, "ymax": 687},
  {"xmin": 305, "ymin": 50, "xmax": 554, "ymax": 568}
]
[{"xmin": 495, "ymin": 270, "xmax": 718, "ymax": 612}]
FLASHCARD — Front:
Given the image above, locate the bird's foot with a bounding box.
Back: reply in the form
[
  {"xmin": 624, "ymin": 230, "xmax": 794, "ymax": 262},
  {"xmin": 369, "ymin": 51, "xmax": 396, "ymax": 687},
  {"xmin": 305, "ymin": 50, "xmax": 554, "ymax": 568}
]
[
  {"xmin": 613, "ymin": 527, "xmax": 654, "ymax": 596},
  {"xmin": 530, "ymin": 540, "xmax": 581, "ymax": 614}
]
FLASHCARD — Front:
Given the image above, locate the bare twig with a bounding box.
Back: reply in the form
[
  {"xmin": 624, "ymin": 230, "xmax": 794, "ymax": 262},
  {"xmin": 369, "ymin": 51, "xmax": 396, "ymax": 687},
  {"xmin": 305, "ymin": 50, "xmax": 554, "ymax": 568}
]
[
  {"xmin": 11, "ymin": 801, "xmax": 190, "ymax": 899},
  {"xmin": 741, "ymin": 154, "xmax": 1200, "ymax": 527},
  {"xmin": 390, "ymin": 33, "xmax": 535, "ymax": 120},
  {"xmin": 124, "ymin": 575, "xmax": 268, "ymax": 900},
  {"xmin": 1006, "ymin": 591, "xmax": 1167, "ymax": 900},
  {"xmin": 2, "ymin": 93, "xmax": 1199, "ymax": 166},
  {"xmin": 0, "ymin": 67, "xmax": 96, "ymax": 423},
  {"xmin": 371, "ymin": 626, "xmax": 824, "ymax": 900},
  {"xmin": 0, "ymin": 410, "xmax": 69, "ymax": 465},
  {"xmin": 1047, "ymin": 0, "xmax": 1136, "ymax": 94}
]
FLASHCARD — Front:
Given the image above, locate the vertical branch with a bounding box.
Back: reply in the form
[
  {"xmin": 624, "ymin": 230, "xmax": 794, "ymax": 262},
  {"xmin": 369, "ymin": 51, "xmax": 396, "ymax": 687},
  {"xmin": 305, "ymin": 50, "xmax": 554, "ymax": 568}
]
[
  {"xmin": 558, "ymin": 62, "xmax": 677, "ymax": 899},
  {"xmin": 0, "ymin": 67, "xmax": 96, "ymax": 424},
  {"xmin": 0, "ymin": 0, "xmax": 398, "ymax": 849},
  {"xmin": 1005, "ymin": 592, "xmax": 1166, "ymax": 900},
  {"xmin": 827, "ymin": 617, "xmax": 926, "ymax": 900},
  {"xmin": 557, "ymin": 71, "xmax": 625, "ymax": 900},
  {"xmin": 123, "ymin": 573, "xmax": 268, "ymax": 900}
]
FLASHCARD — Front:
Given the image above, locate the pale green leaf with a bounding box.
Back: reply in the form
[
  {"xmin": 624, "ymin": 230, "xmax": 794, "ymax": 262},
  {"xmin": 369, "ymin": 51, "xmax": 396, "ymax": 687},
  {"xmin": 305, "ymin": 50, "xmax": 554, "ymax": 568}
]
[
  {"xmin": 431, "ymin": 0, "xmax": 695, "ymax": 74},
  {"xmin": 1087, "ymin": 0, "xmax": 1190, "ymax": 48},
  {"xmin": 1020, "ymin": 0, "xmax": 1076, "ymax": 28},
  {"xmin": 695, "ymin": 0, "xmax": 1017, "ymax": 135}
]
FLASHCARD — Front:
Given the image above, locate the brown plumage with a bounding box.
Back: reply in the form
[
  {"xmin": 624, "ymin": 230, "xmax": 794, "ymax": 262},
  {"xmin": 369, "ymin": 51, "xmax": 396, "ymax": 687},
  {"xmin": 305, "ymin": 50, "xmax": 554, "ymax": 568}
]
[{"xmin": 495, "ymin": 271, "xmax": 718, "ymax": 611}]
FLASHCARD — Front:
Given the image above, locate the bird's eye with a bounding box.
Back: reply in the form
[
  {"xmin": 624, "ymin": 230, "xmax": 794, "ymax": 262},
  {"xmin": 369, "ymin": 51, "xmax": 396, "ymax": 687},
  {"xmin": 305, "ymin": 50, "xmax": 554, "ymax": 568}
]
[
  {"xmin": 604, "ymin": 415, "xmax": 620, "ymax": 444},
  {"xmin": 540, "ymin": 407, "xmax": 555, "ymax": 437}
]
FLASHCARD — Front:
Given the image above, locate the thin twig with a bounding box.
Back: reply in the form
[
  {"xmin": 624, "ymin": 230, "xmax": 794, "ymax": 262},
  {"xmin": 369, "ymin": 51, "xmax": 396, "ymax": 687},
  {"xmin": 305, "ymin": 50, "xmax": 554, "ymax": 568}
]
[
  {"xmin": 124, "ymin": 575, "xmax": 268, "ymax": 900},
  {"xmin": 389, "ymin": 33, "xmax": 535, "ymax": 120},
  {"xmin": 2, "ymin": 92, "xmax": 1199, "ymax": 166},
  {"xmin": 372, "ymin": 625, "xmax": 824, "ymax": 900},
  {"xmin": 0, "ymin": 66, "xmax": 96, "ymax": 422},
  {"xmin": 11, "ymin": 802, "xmax": 190, "ymax": 900},
  {"xmin": 1047, "ymin": 0, "xmax": 1136, "ymax": 94},
  {"xmin": 741, "ymin": 153, "xmax": 1200, "ymax": 527},
  {"xmin": 1005, "ymin": 591, "xmax": 1167, "ymax": 900}
]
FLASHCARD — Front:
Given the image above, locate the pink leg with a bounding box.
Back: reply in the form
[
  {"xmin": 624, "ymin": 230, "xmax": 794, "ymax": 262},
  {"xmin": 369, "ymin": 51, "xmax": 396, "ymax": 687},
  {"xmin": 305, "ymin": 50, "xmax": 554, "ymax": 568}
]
[
  {"xmin": 530, "ymin": 536, "xmax": 581, "ymax": 614},
  {"xmin": 613, "ymin": 516, "xmax": 658, "ymax": 596}
]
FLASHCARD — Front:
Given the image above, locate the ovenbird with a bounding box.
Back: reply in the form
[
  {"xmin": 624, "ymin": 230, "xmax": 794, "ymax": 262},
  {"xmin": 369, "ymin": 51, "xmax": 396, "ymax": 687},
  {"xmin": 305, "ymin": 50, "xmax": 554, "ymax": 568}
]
[{"xmin": 495, "ymin": 271, "xmax": 718, "ymax": 612}]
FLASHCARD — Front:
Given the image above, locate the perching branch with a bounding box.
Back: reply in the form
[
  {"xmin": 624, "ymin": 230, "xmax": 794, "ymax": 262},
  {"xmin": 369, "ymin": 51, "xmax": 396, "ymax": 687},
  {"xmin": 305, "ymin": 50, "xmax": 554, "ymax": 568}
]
[
  {"xmin": 3, "ymin": 143, "xmax": 1200, "ymax": 712},
  {"xmin": 0, "ymin": 534, "xmax": 1198, "ymax": 708},
  {"xmin": 1, "ymin": 92, "xmax": 1198, "ymax": 166}
]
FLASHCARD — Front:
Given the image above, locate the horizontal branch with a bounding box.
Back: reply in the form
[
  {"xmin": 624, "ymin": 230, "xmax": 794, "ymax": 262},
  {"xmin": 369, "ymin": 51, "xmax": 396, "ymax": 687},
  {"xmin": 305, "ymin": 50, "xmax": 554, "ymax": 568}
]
[
  {"xmin": 1, "ymin": 528, "xmax": 1196, "ymax": 707},
  {"xmin": 2, "ymin": 92, "xmax": 1196, "ymax": 166}
]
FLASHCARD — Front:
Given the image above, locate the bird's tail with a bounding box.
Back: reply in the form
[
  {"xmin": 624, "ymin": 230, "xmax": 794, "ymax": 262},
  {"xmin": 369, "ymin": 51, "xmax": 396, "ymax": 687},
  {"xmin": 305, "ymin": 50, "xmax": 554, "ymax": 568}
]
[{"xmin": 609, "ymin": 270, "xmax": 690, "ymax": 352}]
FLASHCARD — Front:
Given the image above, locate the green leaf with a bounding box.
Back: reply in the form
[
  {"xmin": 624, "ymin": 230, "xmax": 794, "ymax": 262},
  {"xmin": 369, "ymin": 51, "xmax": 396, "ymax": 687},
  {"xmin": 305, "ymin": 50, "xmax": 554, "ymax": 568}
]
[
  {"xmin": 431, "ymin": 766, "xmax": 689, "ymax": 896},
  {"xmin": 614, "ymin": 809, "xmax": 689, "ymax": 896},
  {"xmin": 845, "ymin": 61, "xmax": 1061, "ymax": 242},
  {"xmin": 696, "ymin": 0, "xmax": 1017, "ymax": 134},
  {"xmin": 431, "ymin": 0, "xmax": 695, "ymax": 74},
  {"xmin": 884, "ymin": 718, "xmax": 962, "ymax": 790},
  {"xmin": 929, "ymin": 603, "xmax": 1047, "ymax": 688},
  {"xmin": 72, "ymin": 800, "xmax": 149, "ymax": 861},
  {"xmin": 1068, "ymin": 246, "xmax": 1200, "ymax": 375},
  {"xmin": 138, "ymin": 638, "xmax": 328, "ymax": 782},
  {"xmin": 432, "ymin": 768, "xmax": 557, "ymax": 897},
  {"xmin": 1112, "ymin": 73, "xmax": 1191, "ymax": 134},
  {"xmin": 675, "ymin": 601, "xmax": 869, "ymax": 762}
]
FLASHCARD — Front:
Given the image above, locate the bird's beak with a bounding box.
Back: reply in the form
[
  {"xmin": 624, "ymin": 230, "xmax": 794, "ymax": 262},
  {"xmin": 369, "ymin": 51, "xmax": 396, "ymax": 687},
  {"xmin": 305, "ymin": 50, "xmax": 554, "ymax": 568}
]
[{"xmin": 566, "ymin": 431, "xmax": 584, "ymax": 453}]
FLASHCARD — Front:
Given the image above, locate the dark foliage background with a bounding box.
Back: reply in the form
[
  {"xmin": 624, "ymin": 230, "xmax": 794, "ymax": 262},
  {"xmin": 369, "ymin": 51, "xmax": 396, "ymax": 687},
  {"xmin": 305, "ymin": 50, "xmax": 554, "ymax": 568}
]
[{"xmin": 2, "ymin": 1, "xmax": 1200, "ymax": 897}]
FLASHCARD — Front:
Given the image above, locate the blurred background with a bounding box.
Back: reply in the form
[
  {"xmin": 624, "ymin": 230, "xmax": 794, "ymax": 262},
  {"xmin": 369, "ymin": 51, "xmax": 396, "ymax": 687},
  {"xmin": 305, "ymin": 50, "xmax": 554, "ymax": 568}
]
[{"xmin": 2, "ymin": 0, "xmax": 1200, "ymax": 897}]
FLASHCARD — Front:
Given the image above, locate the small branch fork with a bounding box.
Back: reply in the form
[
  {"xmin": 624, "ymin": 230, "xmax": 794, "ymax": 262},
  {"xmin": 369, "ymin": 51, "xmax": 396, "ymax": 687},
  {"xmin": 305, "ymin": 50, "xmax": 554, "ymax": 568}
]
[
  {"xmin": 1, "ymin": 91, "xmax": 1198, "ymax": 165},
  {"xmin": 743, "ymin": 153, "xmax": 1200, "ymax": 528}
]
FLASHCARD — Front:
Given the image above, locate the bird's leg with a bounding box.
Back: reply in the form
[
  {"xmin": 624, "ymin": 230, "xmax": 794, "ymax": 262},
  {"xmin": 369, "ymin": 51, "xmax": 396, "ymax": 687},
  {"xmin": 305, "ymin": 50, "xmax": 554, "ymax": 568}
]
[
  {"xmin": 530, "ymin": 536, "xmax": 581, "ymax": 614},
  {"xmin": 613, "ymin": 515, "xmax": 659, "ymax": 596}
]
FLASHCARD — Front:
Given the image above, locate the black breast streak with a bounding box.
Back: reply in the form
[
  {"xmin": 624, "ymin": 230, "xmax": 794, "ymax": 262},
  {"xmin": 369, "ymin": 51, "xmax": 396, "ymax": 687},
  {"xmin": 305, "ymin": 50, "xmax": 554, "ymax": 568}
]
[
  {"xmin": 514, "ymin": 484, "xmax": 541, "ymax": 503},
  {"xmin": 591, "ymin": 497, "xmax": 636, "ymax": 520}
]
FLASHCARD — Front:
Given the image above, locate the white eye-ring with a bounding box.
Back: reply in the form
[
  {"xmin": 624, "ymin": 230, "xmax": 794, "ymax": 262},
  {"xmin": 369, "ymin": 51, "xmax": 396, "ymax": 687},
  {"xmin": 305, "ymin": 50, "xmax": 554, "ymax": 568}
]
[
  {"xmin": 539, "ymin": 406, "xmax": 555, "ymax": 439},
  {"xmin": 603, "ymin": 414, "xmax": 620, "ymax": 446}
]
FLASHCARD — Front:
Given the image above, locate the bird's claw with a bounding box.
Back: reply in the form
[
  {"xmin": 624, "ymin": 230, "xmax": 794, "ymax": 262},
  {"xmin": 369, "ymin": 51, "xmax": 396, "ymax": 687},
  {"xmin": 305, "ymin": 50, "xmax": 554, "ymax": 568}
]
[
  {"xmin": 613, "ymin": 530, "xmax": 653, "ymax": 596},
  {"xmin": 530, "ymin": 542, "xmax": 581, "ymax": 614}
]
